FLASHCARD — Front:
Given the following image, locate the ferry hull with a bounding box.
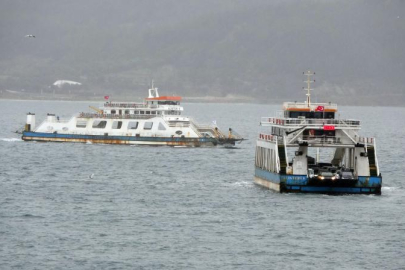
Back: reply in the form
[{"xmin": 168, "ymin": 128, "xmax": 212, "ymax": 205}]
[
  {"xmin": 254, "ymin": 167, "xmax": 382, "ymax": 195},
  {"xmin": 22, "ymin": 131, "xmax": 222, "ymax": 147}
]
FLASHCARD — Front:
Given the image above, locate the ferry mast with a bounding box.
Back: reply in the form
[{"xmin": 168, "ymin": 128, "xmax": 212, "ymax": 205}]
[{"xmin": 303, "ymin": 70, "xmax": 315, "ymax": 107}]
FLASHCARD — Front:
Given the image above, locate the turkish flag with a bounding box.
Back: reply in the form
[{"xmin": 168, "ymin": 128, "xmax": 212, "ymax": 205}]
[
  {"xmin": 104, "ymin": 96, "xmax": 109, "ymax": 100},
  {"xmin": 315, "ymin": 105, "xmax": 324, "ymax": 112},
  {"xmin": 323, "ymin": 125, "xmax": 335, "ymax": 131}
]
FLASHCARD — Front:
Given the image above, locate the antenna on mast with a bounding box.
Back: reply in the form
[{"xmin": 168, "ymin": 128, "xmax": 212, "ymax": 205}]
[
  {"xmin": 148, "ymin": 79, "xmax": 159, "ymax": 98},
  {"xmin": 303, "ymin": 70, "xmax": 315, "ymax": 107}
]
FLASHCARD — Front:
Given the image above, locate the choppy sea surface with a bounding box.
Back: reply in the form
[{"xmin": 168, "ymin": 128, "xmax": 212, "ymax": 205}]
[{"xmin": 1, "ymin": 100, "xmax": 405, "ymax": 270}]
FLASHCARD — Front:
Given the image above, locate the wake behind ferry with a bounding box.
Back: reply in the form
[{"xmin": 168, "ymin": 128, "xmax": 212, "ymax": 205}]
[
  {"xmin": 254, "ymin": 71, "xmax": 382, "ymax": 194},
  {"xmin": 22, "ymin": 84, "xmax": 243, "ymax": 147}
]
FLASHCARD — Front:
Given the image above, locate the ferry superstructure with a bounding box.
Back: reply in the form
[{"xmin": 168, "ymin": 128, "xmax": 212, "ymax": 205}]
[
  {"xmin": 254, "ymin": 71, "xmax": 382, "ymax": 194},
  {"xmin": 22, "ymin": 84, "xmax": 243, "ymax": 147}
]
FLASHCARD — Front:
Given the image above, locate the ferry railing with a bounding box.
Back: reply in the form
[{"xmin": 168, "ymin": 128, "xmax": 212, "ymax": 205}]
[
  {"xmin": 261, "ymin": 117, "xmax": 361, "ymax": 127},
  {"xmin": 193, "ymin": 123, "xmax": 227, "ymax": 138},
  {"xmin": 299, "ymin": 135, "xmax": 342, "ymax": 144},
  {"xmin": 283, "ymin": 102, "xmax": 338, "ymax": 110},
  {"xmin": 187, "ymin": 119, "xmax": 203, "ymax": 137},
  {"xmin": 259, "ymin": 133, "xmax": 346, "ymax": 145},
  {"xmin": 258, "ymin": 133, "xmax": 283, "ymax": 143},
  {"xmin": 103, "ymin": 103, "xmax": 145, "ymax": 108},
  {"xmin": 358, "ymin": 136, "xmax": 375, "ymax": 144},
  {"xmin": 78, "ymin": 113, "xmax": 161, "ymax": 120},
  {"xmin": 168, "ymin": 122, "xmax": 190, "ymax": 128}
]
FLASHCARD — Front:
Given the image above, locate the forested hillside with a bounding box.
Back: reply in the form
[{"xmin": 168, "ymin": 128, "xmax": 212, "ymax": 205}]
[{"xmin": 1, "ymin": 0, "xmax": 404, "ymax": 105}]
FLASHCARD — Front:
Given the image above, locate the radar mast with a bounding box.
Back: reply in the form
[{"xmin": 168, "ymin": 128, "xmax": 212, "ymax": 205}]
[{"xmin": 303, "ymin": 70, "xmax": 315, "ymax": 107}]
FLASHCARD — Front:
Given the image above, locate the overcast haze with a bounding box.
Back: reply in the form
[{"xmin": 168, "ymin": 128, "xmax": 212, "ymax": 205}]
[{"xmin": 0, "ymin": 0, "xmax": 404, "ymax": 105}]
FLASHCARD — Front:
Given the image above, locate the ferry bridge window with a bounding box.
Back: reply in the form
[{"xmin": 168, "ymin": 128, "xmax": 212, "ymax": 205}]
[
  {"xmin": 289, "ymin": 111, "xmax": 334, "ymax": 119},
  {"xmin": 112, "ymin": 121, "xmax": 122, "ymax": 129},
  {"xmin": 92, "ymin": 120, "xmax": 107, "ymax": 129},
  {"xmin": 144, "ymin": 122, "xmax": 153, "ymax": 130},
  {"xmin": 151, "ymin": 111, "xmax": 157, "ymax": 115},
  {"xmin": 157, "ymin": 111, "xmax": 162, "ymax": 115},
  {"xmin": 134, "ymin": 111, "xmax": 139, "ymax": 115},
  {"xmin": 289, "ymin": 112, "xmax": 305, "ymax": 118},
  {"xmin": 111, "ymin": 110, "xmax": 116, "ymax": 114},
  {"xmin": 128, "ymin": 121, "xmax": 138, "ymax": 129},
  {"xmin": 124, "ymin": 110, "xmax": 130, "ymax": 115},
  {"xmin": 146, "ymin": 111, "xmax": 151, "ymax": 115},
  {"xmin": 140, "ymin": 111, "xmax": 145, "ymax": 115},
  {"xmin": 76, "ymin": 120, "xmax": 87, "ymax": 128},
  {"xmin": 158, "ymin": 101, "xmax": 179, "ymax": 105},
  {"xmin": 158, "ymin": 122, "xmax": 166, "ymax": 130}
]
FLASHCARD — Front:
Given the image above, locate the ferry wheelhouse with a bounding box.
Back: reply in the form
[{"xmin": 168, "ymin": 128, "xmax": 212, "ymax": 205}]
[
  {"xmin": 22, "ymin": 84, "xmax": 243, "ymax": 147},
  {"xmin": 254, "ymin": 71, "xmax": 382, "ymax": 194}
]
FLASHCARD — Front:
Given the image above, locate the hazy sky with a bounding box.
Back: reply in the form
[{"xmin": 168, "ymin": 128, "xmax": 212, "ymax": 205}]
[{"xmin": 0, "ymin": 0, "xmax": 404, "ymax": 104}]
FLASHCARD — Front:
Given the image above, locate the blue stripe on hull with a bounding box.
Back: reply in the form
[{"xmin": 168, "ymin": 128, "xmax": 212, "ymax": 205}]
[
  {"xmin": 22, "ymin": 131, "xmax": 217, "ymax": 145},
  {"xmin": 255, "ymin": 167, "xmax": 382, "ymax": 195}
]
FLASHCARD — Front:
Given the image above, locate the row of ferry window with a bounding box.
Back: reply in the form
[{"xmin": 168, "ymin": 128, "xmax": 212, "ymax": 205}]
[
  {"xmin": 271, "ymin": 127, "xmax": 336, "ymax": 137},
  {"xmin": 109, "ymin": 110, "xmax": 180, "ymax": 115},
  {"xmin": 285, "ymin": 111, "xmax": 335, "ymax": 119},
  {"xmin": 76, "ymin": 120, "xmax": 166, "ymax": 130}
]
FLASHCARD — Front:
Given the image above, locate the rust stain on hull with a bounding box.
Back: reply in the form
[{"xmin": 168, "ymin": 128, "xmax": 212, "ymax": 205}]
[{"xmin": 22, "ymin": 136, "xmax": 216, "ymax": 147}]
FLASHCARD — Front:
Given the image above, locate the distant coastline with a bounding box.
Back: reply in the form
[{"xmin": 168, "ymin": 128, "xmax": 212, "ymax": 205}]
[{"xmin": 1, "ymin": 93, "xmax": 404, "ymax": 107}]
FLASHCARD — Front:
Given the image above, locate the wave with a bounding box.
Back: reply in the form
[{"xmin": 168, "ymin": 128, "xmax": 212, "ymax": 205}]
[
  {"xmin": 382, "ymin": 186, "xmax": 400, "ymax": 191},
  {"xmin": 0, "ymin": 138, "xmax": 22, "ymax": 142},
  {"xmin": 21, "ymin": 214, "xmax": 45, "ymax": 219},
  {"xmin": 231, "ymin": 181, "xmax": 254, "ymax": 187}
]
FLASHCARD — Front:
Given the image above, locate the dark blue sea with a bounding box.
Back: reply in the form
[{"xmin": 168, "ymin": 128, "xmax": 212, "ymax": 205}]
[{"xmin": 1, "ymin": 100, "xmax": 404, "ymax": 269}]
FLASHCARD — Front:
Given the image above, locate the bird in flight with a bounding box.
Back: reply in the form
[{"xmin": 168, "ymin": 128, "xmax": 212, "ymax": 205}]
[{"xmin": 25, "ymin": 35, "xmax": 35, "ymax": 38}]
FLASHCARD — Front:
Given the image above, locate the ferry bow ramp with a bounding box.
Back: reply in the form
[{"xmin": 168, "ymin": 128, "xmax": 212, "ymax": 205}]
[{"xmin": 254, "ymin": 71, "xmax": 382, "ymax": 195}]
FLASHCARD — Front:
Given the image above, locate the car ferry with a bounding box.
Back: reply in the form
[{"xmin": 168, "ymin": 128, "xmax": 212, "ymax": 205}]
[
  {"xmin": 22, "ymin": 84, "xmax": 243, "ymax": 147},
  {"xmin": 254, "ymin": 71, "xmax": 382, "ymax": 194}
]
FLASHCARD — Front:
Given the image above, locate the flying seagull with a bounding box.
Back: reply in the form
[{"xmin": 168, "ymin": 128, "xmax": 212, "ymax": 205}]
[
  {"xmin": 89, "ymin": 173, "xmax": 95, "ymax": 179},
  {"xmin": 25, "ymin": 35, "xmax": 35, "ymax": 38}
]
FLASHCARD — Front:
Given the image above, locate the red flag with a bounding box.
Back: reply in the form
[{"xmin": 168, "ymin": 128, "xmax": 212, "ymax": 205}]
[
  {"xmin": 323, "ymin": 125, "xmax": 335, "ymax": 131},
  {"xmin": 104, "ymin": 96, "xmax": 109, "ymax": 100},
  {"xmin": 315, "ymin": 105, "xmax": 324, "ymax": 112}
]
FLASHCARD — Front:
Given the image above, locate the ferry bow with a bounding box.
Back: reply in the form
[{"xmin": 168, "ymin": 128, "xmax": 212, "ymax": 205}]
[{"xmin": 254, "ymin": 71, "xmax": 382, "ymax": 195}]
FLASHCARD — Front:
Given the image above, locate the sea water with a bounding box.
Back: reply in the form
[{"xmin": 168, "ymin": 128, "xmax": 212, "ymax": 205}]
[{"xmin": 1, "ymin": 100, "xmax": 404, "ymax": 269}]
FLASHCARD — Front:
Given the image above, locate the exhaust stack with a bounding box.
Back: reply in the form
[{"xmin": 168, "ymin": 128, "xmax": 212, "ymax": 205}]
[{"xmin": 25, "ymin": 113, "xmax": 36, "ymax": 131}]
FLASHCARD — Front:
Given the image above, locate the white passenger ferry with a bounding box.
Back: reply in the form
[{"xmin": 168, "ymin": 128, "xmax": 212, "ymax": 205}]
[
  {"xmin": 22, "ymin": 84, "xmax": 243, "ymax": 147},
  {"xmin": 254, "ymin": 71, "xmax": 382, "ymax": 194}
]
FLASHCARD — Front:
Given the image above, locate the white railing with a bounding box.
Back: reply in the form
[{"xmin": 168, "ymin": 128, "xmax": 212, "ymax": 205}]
[
  {"xmin": 283, "ymin": 102, "xmax": 338, "ymax": 110},
  {"xmin": 78, "ymin": 113, "xmax": 161, "ymax": 120},
  {"xmin": 261, "ymin": 117, "xmax": 361, "ymax": 127},
  {"xmin": 299, "ymin": 135, "xmax": 342, "ymax": 144},
  {"xmin": 168, "ymin": 122, "xmax": 190, "ymax": 128},
  {"xmin": 103, "ymin": 102, "xmax": 145, "ymax": 108},
  {"xmin": 358, "ymin": 136, "xmax": 375, "ymax": 144},
  {"xmin": 258, "ymin": 133, "xmax": 282, "ymax": 143}
]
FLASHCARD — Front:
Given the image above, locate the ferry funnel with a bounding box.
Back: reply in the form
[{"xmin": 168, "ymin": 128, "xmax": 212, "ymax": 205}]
[{"xmin": 26, "ymin": 113, "xmax": 36, "ymax": 131}]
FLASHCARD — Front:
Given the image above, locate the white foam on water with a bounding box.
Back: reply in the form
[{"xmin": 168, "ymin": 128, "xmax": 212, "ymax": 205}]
[
  {"xmin": 231, "ymin": 181, "xmax": 254, "ymax": 187},
  {"xmin": 382, "ymin": 186, "xmax": 399, "ymax": 191},
  {"xmin": 0, "ymin": 138, "xmax": 23, "ymax": 142}
]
